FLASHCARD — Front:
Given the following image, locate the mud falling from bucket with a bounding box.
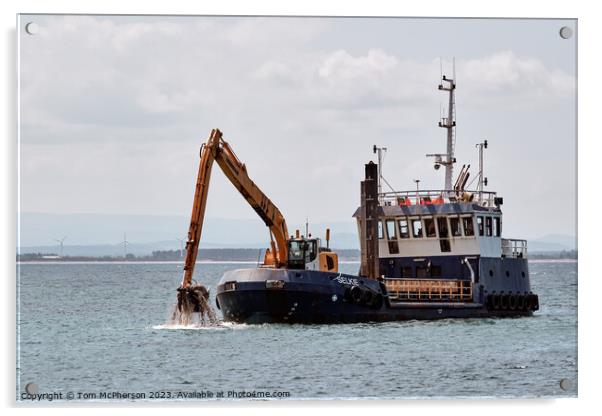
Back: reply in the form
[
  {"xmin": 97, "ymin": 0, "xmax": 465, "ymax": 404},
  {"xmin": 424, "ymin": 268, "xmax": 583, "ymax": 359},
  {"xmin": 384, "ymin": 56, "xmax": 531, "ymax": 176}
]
[{"xmin": 171, "ymin": 284, "xmax": 218, "ymax": 326}]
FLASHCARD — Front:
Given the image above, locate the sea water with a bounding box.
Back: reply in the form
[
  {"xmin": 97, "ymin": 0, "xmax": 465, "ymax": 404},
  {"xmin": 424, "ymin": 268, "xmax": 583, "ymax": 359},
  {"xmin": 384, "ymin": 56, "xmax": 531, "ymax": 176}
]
[{"xmin": 16, "ymin": 261, "xmax": 577, "ymax": 400}]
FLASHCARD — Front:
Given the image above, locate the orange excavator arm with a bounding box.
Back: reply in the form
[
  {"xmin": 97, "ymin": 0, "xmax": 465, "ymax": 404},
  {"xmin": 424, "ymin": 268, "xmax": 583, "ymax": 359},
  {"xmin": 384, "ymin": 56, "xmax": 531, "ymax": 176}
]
[{"xmin": 180, "ymin": 129, "xmax": 289, "ymax": 288}]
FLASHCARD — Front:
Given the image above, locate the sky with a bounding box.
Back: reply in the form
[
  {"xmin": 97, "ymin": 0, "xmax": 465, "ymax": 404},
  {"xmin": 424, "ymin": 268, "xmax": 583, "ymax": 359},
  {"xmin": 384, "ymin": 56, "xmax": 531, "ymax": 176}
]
[{"xmin": 18, "ymin": 15, "xmax": 577, "ymax": 242}]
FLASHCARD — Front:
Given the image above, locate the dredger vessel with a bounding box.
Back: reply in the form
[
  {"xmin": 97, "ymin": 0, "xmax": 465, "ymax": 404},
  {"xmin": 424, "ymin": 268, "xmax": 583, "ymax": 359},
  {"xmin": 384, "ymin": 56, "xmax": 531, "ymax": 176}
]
[{"xmin": 176, "ymin": 74, "xmax": 539, "ymax": 324}]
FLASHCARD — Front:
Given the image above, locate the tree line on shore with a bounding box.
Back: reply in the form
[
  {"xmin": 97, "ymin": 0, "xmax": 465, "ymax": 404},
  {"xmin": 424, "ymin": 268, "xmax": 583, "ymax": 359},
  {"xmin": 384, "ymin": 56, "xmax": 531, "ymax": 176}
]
[
  {"xmin": 16, "ymin": 248, "xmax": 364, "ymax": 262},
  {"xmin": 17, "ymin": 248, "xmax": 577, "ymax": 262}
]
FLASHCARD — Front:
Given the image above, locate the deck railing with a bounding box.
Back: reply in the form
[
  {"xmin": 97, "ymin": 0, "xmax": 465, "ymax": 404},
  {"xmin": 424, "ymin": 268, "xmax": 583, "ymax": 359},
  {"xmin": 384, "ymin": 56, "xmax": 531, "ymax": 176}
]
[
  {"xmin": 379, "ymin": 189, "xmax": 498, "ymax": 208},
  {"xmin": 502, "ymin": 238, "xmax": 528, "ymax": 258},
  {"xmin": 385, "ymin": 278, "xmax": 473, "ymax": 302}
]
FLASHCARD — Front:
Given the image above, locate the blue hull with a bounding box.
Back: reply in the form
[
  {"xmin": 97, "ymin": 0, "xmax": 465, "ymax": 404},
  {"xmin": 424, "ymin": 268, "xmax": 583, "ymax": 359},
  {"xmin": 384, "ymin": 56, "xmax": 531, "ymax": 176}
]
[{"xmin": 215, "ymin": 268, "xmax": 535, "ymax": 324}]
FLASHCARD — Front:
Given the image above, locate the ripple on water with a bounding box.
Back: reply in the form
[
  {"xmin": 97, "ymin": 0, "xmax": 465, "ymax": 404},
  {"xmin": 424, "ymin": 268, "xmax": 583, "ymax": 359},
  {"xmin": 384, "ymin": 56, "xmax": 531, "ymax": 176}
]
[
  {"xmin": 18, "ymin": 261, "xmax": 577, "ymax": 399},
  {"xmin": 151, "ymin": 321, "xmax": 262, "ymax": 331}
]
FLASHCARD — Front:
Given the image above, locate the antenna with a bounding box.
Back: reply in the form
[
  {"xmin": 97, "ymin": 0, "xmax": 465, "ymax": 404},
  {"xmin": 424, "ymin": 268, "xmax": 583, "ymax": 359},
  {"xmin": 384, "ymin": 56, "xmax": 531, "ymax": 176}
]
[
  {"xmin": 54, "ymin": 236, "xmax": 67, "ymax": 257},
  {"xmin": 305, "ymin": 217, "xmax": 309, "ymax": 239},
  {"xmin": 427, "ymin": 58, "xmax": 457, "ymax": 190},
  {"xmin": 373, "ymin": 145, "xmax": 387, "ymax": 201},
  {"xmin": 413, "ymin": 179, "xmax": 421, "ymax": 199}
]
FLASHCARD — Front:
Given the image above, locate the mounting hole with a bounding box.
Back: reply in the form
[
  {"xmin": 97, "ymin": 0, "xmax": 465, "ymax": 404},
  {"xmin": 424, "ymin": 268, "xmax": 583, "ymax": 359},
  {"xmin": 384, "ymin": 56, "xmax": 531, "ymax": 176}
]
[
  {"xmin": 559, "ymin": 378, "xmax": 573, "ymax": 391},
  {"xmin": 25, "ymin": 382, "xmax": 38, "ymax": 395},
  {"xmin": 559, "ymin": 26, "xmax": 573, "ymax": 39},
  {"xmin": 521, "ymin": 271, "xmax": 526, "ymax": 278},
  {"xmin": 505, "ymin": 271, "xmax": 510, "ymax": 277},
  {"xmin": 489, "ymin": 270, "xmax": 494, "ymax": 277},
  {"xmin": 25, "ymin": 22, "xmax": 39, "ymax": 35}
]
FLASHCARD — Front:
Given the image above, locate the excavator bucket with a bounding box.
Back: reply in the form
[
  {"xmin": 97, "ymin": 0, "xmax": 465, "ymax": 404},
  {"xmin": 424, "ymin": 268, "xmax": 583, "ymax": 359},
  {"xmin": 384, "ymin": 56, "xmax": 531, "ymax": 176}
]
[{"xmin": 173, "ymin": 284, "xmax": 217, "ymax": 325}]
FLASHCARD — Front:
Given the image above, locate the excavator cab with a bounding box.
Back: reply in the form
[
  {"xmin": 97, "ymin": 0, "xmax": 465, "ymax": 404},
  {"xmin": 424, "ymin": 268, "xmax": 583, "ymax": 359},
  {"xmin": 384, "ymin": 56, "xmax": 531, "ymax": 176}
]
[
  {"xmin": 286, "ymin": 234, "xmax": 338, "ymax": 273},
  {"xmin": 286, "ymin": 238, "xmax": 317, "ymax": 269}
]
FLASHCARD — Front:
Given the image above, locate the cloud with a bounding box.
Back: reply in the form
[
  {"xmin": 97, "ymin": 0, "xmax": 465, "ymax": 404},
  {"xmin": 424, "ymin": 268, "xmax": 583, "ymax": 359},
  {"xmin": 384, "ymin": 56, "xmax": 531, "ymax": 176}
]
[
  {"xmin": 20, "ymin": 17, "xmax": 574, "ymax": 139},
  {"xmin": 460, "ymin": 50, "xmax": 575, "ymax": 99},
  {"xmin": 223, "ymin": 17, "xmax": 326, "ymax": 48},
  {"xmin": 18, "ymin": 15, "xmax": 576, "ymax": 239},
  {"xmin": 317, "ymin": 49, "xmax": 398, "ymax": 79},
  {"xmin": 252, "ymin": 61, "xmax": 300, "ymax": 85}
]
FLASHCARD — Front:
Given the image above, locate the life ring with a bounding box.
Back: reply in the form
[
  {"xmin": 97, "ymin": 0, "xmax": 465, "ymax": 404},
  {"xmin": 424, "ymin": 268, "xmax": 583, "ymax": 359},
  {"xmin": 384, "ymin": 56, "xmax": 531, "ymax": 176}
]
[
  {"xmin": 500, "ymin": 293, "xmax": 509, "ymax": 310},
  {"xmin": 524, "ymin": 295, "xmax": 532, "ymax": 310},
  {"xmin": 343, "ymin": 287, "xmax": 352, "ymax": 302},
  {"xmin": 362, "ymin": 289, "xmax": 374, "ymax": 307},
  {"xmin": 485, "ymin": 294, "xmax": 494, "ymax": 310},
  {"xmin": 516, "ymin": 295, "xmax": 525, "ymax": 311},
  {"xmin": 350, "ymin": 286, "xmax": 363, "ymax": 304},
  {"xmin": 508, "ymin": 294, "xmax": 518, "ymax": 310},
  {"xmin": 531, "ymin": 294, "xmax": 539, "ymax": 311},
  {"xmin": 492, "ymin": 294, "xmax": 501, "ymax": 310},
  {"xmin": 371, "ymin": 293, "xmax": 384, "ymax": 310}
]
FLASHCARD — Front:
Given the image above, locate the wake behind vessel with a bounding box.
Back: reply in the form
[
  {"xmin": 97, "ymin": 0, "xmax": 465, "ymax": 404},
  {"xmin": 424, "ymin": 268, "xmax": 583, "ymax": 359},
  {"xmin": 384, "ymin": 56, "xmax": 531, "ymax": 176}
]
[{"xmin": 177, "ymin": 71, "xmax": 539, "ymax": 324}]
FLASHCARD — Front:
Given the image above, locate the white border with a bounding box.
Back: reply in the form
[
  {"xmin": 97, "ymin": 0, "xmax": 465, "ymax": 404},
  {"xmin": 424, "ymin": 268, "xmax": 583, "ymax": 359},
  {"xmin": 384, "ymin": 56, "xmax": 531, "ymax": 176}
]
[{"xmin": 3, "ymin": 1, "xmax": 598, "ymax": 415}]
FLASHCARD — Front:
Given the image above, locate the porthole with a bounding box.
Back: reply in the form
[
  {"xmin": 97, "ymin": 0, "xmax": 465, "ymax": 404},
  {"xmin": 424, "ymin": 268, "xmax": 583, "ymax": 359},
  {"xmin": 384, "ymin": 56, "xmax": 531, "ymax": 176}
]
[
  {"xmin": 505, "ymin": 271, "xmax": 510, "ymax": 277},
  {"xmin": 489, "ymin": 270, "xmax": 494, "ymax": 277}
]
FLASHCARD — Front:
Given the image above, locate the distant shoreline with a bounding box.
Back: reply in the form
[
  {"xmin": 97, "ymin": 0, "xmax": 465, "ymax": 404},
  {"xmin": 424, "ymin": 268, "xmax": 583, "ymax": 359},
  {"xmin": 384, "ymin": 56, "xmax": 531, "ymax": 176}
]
[
  {"xmin": 16, "ymin": 247, "xmax": 577, "ymax": 264},
  {"xmin": 16, "ymin": 248, "xmax": 577, "ymax": 262},
  {"xmin": 16, "ymin": 259, "xmax": 577, "ymax": 265}
]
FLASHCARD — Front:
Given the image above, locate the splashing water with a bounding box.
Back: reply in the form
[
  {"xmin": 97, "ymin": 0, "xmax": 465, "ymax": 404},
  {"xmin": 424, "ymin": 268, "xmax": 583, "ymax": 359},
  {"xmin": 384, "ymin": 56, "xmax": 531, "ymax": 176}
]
[{"xmin": 171, "ymin": 284, "xmax": 219, "ymax": 326}]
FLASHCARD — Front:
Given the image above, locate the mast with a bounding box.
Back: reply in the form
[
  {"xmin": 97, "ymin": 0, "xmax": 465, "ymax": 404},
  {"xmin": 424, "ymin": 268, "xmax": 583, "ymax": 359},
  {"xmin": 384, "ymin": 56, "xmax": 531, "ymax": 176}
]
[
  {"xmin": 372, "ymin": 145, "xmax": 387, "ymax": 203},
  {"xmin": 427, "ymin": 58, "xmax": 457, "ymax": 190},
  {"xmin": 476, "ymin": 140, "xmax": 488, "ymax": 201}
]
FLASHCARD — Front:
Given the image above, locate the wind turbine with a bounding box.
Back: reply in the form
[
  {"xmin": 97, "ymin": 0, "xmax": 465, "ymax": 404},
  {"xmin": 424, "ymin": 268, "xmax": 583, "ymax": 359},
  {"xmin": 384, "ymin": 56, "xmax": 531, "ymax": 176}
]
[
  {"xmin": 176, "ymin": 237, "xmax": 186, "ymax": 258},
  {"xmin": 54, "ymin": 236, "xmax": 67, "ymax": 258},
  {"xmin": 122, "ymin": 233, "xmax": 130, "ymax": 259}
]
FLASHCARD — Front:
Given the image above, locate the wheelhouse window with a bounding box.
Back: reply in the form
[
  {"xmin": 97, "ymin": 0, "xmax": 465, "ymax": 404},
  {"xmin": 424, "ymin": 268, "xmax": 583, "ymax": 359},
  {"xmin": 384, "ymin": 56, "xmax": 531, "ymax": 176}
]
[
  {"xmin": 477, "ymin": 216, "xmax": 484, "ymax": 236},
  {"xmin": 494, "ymin": 217, "xmax": 501, "ymax": 237},
  {"xmin": 386, "ymin": 219, "xmax": 399, "ymax": 254},
  {"xmin": 437, "ymin": 217, "xmax": 449, "ymax": 238},
  {"xmin": 439, "ymin": 239, "xmax": 451, "ymax": 252},
  {"xmin": 411, "ymin": 218, "xmax": 423, "ymax": 238},
  {"xmin": 398, "ymin": 218, "xmax": 410, "ymax": 239},
  {"xmin": 424, "ymin": 218, "xmax": 436, "ymax": 238},
  {"xmin": 485, "ymin": 217, "xmax": 493, "ymax": 237},
  {"xmin": 385, "ymin": 219, "xmax": 396, "ymax": 240},
  {"xmin": 450, "ymin": 217, "xmax": 461, "ymax": 237},
  {"xmin": 377, "ymin": 220, "xmax": 384, "ymax": 239},
  {"xmin": 462, "ymin": 216, "xmax": 475, "ymax": 236}
]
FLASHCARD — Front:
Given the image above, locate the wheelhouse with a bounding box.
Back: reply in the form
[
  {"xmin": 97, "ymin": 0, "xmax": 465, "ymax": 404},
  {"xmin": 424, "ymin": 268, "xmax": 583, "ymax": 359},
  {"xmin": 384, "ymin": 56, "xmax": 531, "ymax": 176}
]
[{"xmin": 353, "ymin": 189, "xmax": 528, "ymax": 281}]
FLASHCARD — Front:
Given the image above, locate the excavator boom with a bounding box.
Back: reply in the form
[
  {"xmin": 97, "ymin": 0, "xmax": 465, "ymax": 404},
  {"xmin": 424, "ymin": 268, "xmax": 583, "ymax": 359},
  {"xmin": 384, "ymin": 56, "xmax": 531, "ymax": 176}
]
[{"xmin": 180, "ymin": 129, "xmax": 289, "ymax": 289}]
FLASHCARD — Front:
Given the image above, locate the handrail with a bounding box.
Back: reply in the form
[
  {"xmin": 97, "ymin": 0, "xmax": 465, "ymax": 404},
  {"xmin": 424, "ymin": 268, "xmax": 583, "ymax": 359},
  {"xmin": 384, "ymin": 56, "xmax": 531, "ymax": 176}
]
[
  {"xmin": 385, "ymin": 278, "xmax": 473, "ymax": 302},
  {"xmin": 379, "ymin": 189, "xmax": 498, "ymax": 207}
]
